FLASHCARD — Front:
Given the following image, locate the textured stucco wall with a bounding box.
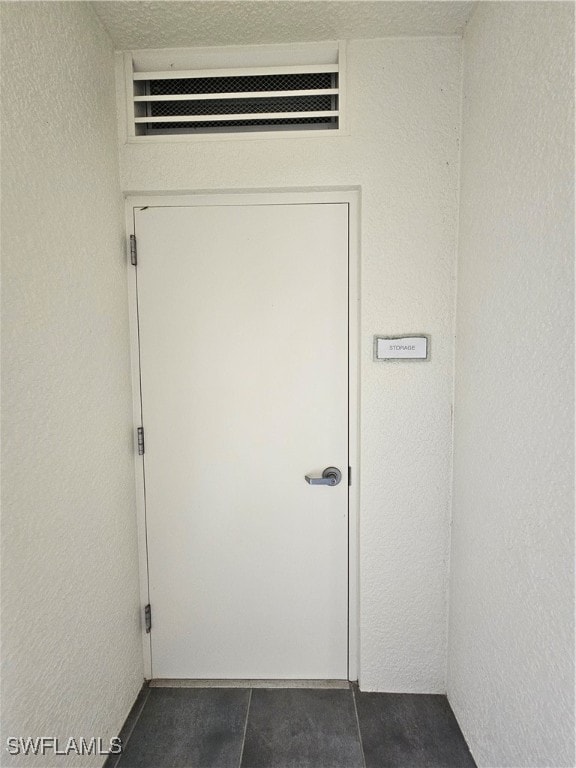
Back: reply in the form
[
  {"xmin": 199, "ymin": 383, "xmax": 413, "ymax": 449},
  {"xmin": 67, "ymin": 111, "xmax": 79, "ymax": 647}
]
[
  {"xmin": 119, "ymin": 37, "xmax": 462, "ymax": 693},
  {"xmin": 448, "ymin": 3, "xmax": 575, "ymax": 766},
  {"xmin": 93, "ymin": 1, "xmax": 474, "ymax": 48},
  {"xmin": 1, "ymin": 3, "xmax": 143, "ymax": 765}
]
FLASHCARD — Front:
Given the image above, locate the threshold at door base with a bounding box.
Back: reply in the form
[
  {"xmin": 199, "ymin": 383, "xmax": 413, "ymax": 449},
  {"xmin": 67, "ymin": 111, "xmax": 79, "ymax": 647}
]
[{"xmin": 148, "ymin": 678, "xmax": 350, "ymax": 689}]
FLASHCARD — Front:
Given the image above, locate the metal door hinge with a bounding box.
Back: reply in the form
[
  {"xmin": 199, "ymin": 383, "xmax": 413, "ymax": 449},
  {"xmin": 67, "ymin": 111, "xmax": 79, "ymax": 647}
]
[
  {"xmin": 144, "ymin": 604, "xmax": 151, "ymax": 633},
  {"xmin": 137, "ymin": 427, "xmax": 145, "ymax": 456},
  {"xmin": 129, "ymin": 235, "xmax": 137, "ymax": 266},
  {"xmin": 348, "ymin": 466, "xmax": 352, "ymax": 486}
]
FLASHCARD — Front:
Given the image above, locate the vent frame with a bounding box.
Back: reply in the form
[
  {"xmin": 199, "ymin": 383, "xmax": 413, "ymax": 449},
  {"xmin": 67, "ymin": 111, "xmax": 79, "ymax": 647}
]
[{"xmin": 123, "ymin": 42, "xmax": 347, "ymax": 142}]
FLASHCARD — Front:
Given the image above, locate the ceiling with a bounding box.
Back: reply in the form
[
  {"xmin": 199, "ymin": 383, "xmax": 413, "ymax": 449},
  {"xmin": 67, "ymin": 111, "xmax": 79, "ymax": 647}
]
[{"xmin": 92, "ymin": 1, "xmax": 477, "ymax": 50}]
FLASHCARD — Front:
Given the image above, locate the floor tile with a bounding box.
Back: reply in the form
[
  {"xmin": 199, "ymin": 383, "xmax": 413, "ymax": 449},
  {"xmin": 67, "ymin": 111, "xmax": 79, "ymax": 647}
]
[
  {"xmin": 240, "ymin": 688, "xmax": 364, "ymax": 768},
  {"xmin": 104, "ymin": 685, "xmax": 150, "ymax": 768},
  {"xmin": 116, "ymin": 687, "xmax": 249, "ymax": 768},
  {"xmin": 354, "ymin": 689, "xmax": 476, "ymax": 768}
]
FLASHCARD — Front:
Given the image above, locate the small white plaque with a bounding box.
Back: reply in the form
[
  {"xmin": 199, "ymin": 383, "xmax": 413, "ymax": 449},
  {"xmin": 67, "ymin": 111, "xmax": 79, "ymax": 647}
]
[{"xmin": 375, "ymin": 336, "xmax": 428, "ymax": 360}]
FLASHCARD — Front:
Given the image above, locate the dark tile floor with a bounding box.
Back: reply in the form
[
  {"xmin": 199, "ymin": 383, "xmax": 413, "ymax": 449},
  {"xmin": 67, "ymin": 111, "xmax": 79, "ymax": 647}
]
[{"xmin": 110, "ymin": 684, "xmax": 476, "ymax": 768}]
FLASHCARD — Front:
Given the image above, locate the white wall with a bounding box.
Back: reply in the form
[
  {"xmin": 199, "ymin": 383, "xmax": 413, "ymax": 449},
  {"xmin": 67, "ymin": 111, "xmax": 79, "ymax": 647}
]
[
  {"xmin": 119, "ymin": 37, "xmax": 462, "ymax": 692},
  {"xmin": 1, "ymin": 3, "xmax": 143, "ymax": 764},
  {"xmin": 448, "ymin": 3, "xmax": 574, "ymax": 766}
]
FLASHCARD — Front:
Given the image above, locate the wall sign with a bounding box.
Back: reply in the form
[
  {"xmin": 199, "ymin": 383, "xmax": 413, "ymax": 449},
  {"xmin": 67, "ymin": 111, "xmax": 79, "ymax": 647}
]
[{"xmin": 374, "ymin": 335, "xmax": 429, "ymax": 361}]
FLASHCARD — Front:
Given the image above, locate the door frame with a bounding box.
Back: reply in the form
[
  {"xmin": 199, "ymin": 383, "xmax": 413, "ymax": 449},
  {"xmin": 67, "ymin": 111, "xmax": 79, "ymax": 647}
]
[{"xmin": 125, "ymin": 189, "xmax": 360, "ymax": 681}]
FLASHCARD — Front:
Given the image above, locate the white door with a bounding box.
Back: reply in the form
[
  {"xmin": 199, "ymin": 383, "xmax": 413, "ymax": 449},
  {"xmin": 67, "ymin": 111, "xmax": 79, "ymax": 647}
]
[{"xmin": 135, "ymin": 202, "xmax": 349, "ymax": 679}]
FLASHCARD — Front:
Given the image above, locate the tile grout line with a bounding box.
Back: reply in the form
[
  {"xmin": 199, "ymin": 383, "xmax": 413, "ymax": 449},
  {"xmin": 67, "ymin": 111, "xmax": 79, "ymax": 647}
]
[
  {"xmin": 351, "ymin": 685, "xmax": 367, "ymax": 768},
  {"xmin": 238, "ymin": 688, "xmax": 253, "ymax": 768}
]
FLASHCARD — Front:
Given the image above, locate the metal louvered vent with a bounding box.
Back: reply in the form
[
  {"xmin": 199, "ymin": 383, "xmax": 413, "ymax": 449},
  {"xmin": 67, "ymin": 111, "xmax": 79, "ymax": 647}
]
[{"xmin": 132, "ymin": 66, "xmax": 341, "ymax": 137}]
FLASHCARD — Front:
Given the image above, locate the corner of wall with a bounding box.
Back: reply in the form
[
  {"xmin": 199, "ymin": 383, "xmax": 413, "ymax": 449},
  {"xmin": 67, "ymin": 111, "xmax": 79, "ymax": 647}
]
[{"xmin": 444, "ymin": 26, "xmax": 467, "ymax": 697}]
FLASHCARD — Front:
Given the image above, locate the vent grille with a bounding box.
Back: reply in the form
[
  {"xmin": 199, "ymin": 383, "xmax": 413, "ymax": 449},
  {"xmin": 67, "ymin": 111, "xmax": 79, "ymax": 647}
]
[
  {"xmin": 132, "ymin": 66, "xmax": 340, "ymax": 137},
  {"xmin": 148, "ymin": 72, "xmax": 334, "ymax": 96},
  {"xmin": 149, "ymin": 95, "xmax": 333, "ymax": 117}
]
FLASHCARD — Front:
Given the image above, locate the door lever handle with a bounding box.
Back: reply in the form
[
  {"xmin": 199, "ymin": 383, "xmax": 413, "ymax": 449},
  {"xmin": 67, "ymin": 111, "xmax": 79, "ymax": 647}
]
[{"xmin": 305, "ymin": 467, "xmax": 342, "ymax": 486}]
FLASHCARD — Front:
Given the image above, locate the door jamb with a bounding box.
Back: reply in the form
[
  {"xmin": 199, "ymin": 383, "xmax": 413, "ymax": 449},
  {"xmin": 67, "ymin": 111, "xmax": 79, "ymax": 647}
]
[{"xmin": 125, "ymin": 189, "xmax": 361, "ymax": 682}]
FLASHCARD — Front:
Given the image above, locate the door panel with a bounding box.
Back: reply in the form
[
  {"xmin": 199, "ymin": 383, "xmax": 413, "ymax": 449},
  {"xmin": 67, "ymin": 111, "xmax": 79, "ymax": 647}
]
[{"xmin": 135, "ymin": 203, "xmax": 349, "ymax": 679}]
